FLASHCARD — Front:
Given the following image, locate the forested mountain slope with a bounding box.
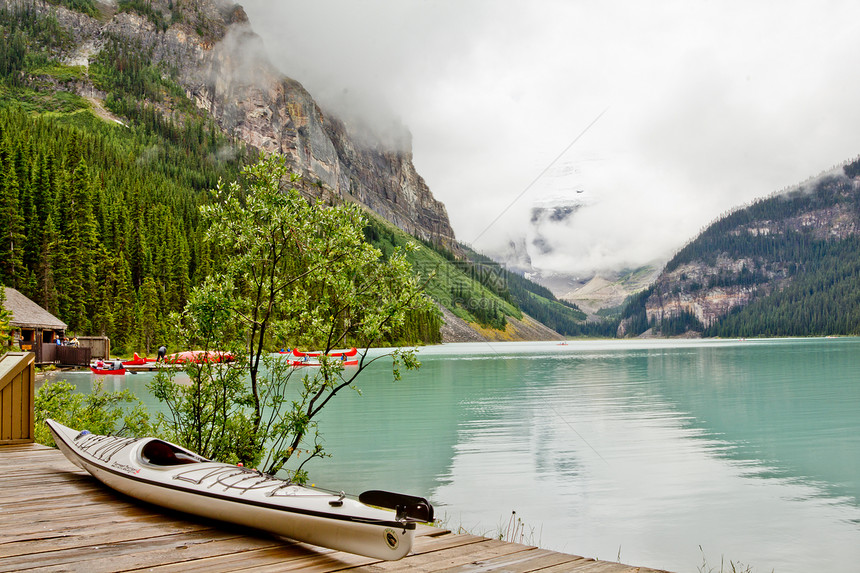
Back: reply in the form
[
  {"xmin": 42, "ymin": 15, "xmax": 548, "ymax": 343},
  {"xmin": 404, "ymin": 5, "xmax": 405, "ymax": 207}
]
[
  {"xmin": 1, "ymin": 0, "xmax": 457, "ymax": 249},
  {"xmin": 619, "ymin": 161, "xmax": 860, "ymax": 337},
  {"xmin": 0, "ymin": 0, "xmax": 579, "ymax": 349},
  {"xmin": 363, "ymin": 218, "xmax": 603, "ymax": 341}
]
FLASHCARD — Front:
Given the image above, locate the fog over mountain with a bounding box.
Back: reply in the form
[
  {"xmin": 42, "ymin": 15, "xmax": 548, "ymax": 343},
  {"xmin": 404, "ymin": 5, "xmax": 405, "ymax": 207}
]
[{"xmin": 241, "ymin": 0, "xmax": 860, "ymax": 278}]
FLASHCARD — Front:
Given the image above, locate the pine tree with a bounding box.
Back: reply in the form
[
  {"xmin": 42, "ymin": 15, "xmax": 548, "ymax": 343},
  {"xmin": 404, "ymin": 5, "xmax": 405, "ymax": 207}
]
[
  {"xmin": 37, "ymin": 213, "xmax": 59, "ymax": 315},
  {"xmin": 90, "ymin": 248, "xmax": 116, "ymax": 336},
  {"xmin": 0, "ymin": 142, "xmax": 25, "ymax": 288},
  {"xmin": 112, "ymin": 252, "xmax": 136, "ymax": 351},
  {"xmin": 138, "ymin": 275, "xmax": 160, "ymax": 353},
  {"xmin": 58, "ymin": 159, "xmax": 98, "ymax": 332},
  {"xmin": 169, "ymin": 231, "xmax": 190, "ymax": 313},
  {"xmin": 16, "ymin": 143, "xmax": 37, "ymax": 275}
]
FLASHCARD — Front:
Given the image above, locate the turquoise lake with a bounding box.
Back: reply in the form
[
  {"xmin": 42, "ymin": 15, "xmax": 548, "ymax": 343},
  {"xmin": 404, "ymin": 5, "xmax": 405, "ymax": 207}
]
[{"xmin": 46, "ymin": 337, "xmax": 860, "ymax": 573}]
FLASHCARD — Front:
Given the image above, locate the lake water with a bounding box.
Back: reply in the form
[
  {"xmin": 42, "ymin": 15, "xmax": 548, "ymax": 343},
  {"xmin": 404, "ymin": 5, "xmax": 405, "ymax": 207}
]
[{"xmin": 45, "ymin": 338, "xmax": 860, "ymax": 573}]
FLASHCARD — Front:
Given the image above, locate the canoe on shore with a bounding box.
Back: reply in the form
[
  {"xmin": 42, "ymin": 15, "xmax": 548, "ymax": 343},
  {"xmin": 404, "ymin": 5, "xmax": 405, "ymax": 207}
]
[
  {"xmin": 290, "ymin": 347, "xmax": 358, "ymax": 358},
  {"xmin": 46, "ymin": 419, "xmax": 433, "ymax": 560},
  {"xmin": 122, "ymin": 352, "xmax": 157, "ymax": 366},
  {"xmin": 280, "ymin": 347, "xmax": 359, "ymax": 367},
  {"xmin": 289, "ymin": 357, "xmax": 359, "ymax": 367},
  {"xmin": 163, "ymin": 350, "xmax": 235, "ymax": 364}
]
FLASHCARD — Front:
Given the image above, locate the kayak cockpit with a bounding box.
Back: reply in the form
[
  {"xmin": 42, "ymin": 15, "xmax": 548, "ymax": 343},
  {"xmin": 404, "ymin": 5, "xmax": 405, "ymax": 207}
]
[{"xmin": 140, "ymin": 440, "xmax": 204, "ymax": 466}]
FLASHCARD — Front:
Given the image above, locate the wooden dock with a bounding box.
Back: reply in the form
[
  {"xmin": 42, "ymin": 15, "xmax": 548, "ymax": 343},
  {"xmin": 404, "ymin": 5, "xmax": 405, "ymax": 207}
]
[{"xmin": 0, "ymin": 443, "xmax": 672, "ymax": 572}]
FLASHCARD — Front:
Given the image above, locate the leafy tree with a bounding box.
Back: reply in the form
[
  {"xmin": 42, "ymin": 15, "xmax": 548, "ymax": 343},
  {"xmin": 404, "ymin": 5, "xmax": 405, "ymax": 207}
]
[
  {"xmin": 150, "ymin": 155, "xmax": 433, "ymax": 481},
  {"xmin": 149, "ymin": 278, "xmax": 251, "ymax": 463}
]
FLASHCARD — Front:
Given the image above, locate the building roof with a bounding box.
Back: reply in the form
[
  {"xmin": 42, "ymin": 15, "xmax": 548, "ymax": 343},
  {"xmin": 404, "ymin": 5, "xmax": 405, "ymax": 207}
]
[{"xmin": 2, "ymin": 287, "xmax": 67, "ymax": 330}]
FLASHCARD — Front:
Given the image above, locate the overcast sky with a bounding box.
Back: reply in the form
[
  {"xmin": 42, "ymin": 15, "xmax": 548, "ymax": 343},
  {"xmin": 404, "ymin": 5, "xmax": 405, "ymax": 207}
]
[{"xmin": 240, "ymin": 0, "xmax": 860, "ymax": 277}]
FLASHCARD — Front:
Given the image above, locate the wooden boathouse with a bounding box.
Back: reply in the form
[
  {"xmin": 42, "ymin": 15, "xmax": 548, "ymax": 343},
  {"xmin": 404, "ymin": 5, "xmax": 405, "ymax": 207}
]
[
  {"xmin": 1, "ymin": 287, "xmax": 67, "ymax": 366},
  {"xmin": 0, "ymin": 287, "xmax": 111, "ymax": 365},
  {"xmin": 0, "ymin": 352, "xmax": 672, "ymax": 572}
]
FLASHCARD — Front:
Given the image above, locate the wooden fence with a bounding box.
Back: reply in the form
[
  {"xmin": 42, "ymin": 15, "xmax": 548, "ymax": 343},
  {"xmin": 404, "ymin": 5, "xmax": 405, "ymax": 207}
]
[
  {"xmin": 31, "ymin": 337, "xmax": 106, "ymax": 365},
  {"xmin": 0, "ymin": 352, "xmax": 35, "ymax": 444},
  {"xmin": 40, "ymin": 342, "xmax": 57, "ymax": 364},
  {"xmin": 76, "ymin": 336, "xmax": 110, "ymax": 359},
  {"xmin": 56, "ymin": 346, "xmax": 91, "ymax": 366}
]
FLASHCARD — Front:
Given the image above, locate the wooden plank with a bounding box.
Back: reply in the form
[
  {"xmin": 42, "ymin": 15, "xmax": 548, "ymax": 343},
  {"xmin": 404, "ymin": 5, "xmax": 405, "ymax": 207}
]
[
  {"xmin": 0, "ymin": 445, "xmax": 65, "ymax": 456},
  {"xmin": 127, "ymin": 526, "xmax": 463, "ymax": 573},
  {"xmin": 0, "ymin": 508, "xmax": 192, "ymax": 543},
  {"xmin": 0, "ymin": 481, "xmax": 106, "ymax": 503},
  {"xmin": 373, "ymin": 537, "xmax": 538, "ymax": 572},
  {"xmin": 0, "ymin": 451, "xmax": 69, "ymax": 463},
  {"xmin": 382, "ymin": 542, "xmax": 522, "ymax": 572},
  {"xmin": 0, "ymin": 488, "xmax": 125, "ymax": 514},
  {"xmin": 409, "ymin": 532, "xmax": 489, "ymax": 554},
  {"xmin": 1, "ymin": 379, "xmax": 11, "ymax": 440},
  {"xmin": 0, "ymin": 499, "xmax": 154, "ymax": 526},
  {"xmin": 0, "ymin": 454, "xmax": 75, "ymax": 468},
  {"xmin": 0, "ymin": 517, "xmax": 219, "ymax": 559},
  {"xmin": 0, "ymin": 472, "xmax": 89, "ymax": 486},
  {"xmin": 1, "ymin": 470, "xmax": 95, "ymax": 488},
  {"xmin": 1, "ymin": 442, "xmax": 53, "ymax": 451},
  {"xmin": 2, "ymin": 530, "xmax": 286, "ymax": 573},
  {"xmin": 10, "ymin": 371, "xmax": 21, "ymax": 440},
  {"xmin": 536, "ymin": 558, "xmax": 664, "ymax": 572},
  {"xmin": 121, "ymin": 545, "xmax": 341, "ymax": 573},
  {"xmin": 432, "ymin": 547, "xmax": 588, "ymax": 572},
  {"xmin": 134, "ymin": 543, "xmax": 382, "ymax": 573}
]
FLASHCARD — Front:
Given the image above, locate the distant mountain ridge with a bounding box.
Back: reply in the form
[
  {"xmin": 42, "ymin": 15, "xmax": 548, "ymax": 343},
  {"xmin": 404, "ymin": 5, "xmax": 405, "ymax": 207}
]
[{"xmin": 620, "ymin": 161, "xmax": 860, "ymax": 337}]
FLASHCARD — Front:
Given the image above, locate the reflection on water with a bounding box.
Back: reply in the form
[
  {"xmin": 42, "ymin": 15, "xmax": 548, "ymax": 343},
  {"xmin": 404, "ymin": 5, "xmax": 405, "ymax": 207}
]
[{"xmin": 44, "ymin": 338, "xmax": 860, "ymax": 573}]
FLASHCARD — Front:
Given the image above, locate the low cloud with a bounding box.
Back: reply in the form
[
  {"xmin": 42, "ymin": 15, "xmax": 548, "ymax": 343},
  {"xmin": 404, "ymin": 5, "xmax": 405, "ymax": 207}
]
[
  {"xmin": 211, "ymin": 23, "xmax": 274, "ymax": 91},
  {"xmin": 239, "ymin": 0, "xmax": 860, "ymax": 279}
]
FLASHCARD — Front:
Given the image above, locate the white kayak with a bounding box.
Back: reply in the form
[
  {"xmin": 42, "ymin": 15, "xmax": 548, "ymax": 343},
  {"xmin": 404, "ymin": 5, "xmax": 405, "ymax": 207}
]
[{"xmin": 46, "ymin": 419, "xmax": 433, "ymax": 560}]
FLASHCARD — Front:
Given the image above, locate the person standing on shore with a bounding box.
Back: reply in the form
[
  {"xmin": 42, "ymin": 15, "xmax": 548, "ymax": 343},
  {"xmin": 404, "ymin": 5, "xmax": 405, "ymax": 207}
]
[{"xmin": 157, "ymin": 345, "xmax": 167, "ymax": 362}]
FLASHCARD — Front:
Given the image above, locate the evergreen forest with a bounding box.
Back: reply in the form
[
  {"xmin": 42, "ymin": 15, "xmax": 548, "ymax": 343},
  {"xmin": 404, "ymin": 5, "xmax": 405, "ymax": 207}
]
[
  {"xmin": 620, "ymin": 166, "xmax": 860, "ymax": 338},
  {"xmin": 0, "ymin": 1, "xmax": 602, "ymax": 352}
]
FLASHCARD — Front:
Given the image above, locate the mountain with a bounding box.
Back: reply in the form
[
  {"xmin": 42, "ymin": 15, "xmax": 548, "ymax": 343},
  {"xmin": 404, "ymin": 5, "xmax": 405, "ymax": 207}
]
[
  {"xmin": 8, "ymin": 0, "xmax": 456, "ymax": 251},
  {"xmin": 487, "ymin": 189, "xmax": 660, "ymax": 318},
  {"xmin": 0, "ymin": 0, "xmax": 578, "ymax": 348},
  {"xmin": 362, "ymin": 217, "xmax": 600, "ymax": 342},
  {"xmin": 619, "ymin": 161, "xmax": 860, "ymax": 337},
  {"xmin": 559, "ymin": 266, "xmax": 660, "ymax": 321}
]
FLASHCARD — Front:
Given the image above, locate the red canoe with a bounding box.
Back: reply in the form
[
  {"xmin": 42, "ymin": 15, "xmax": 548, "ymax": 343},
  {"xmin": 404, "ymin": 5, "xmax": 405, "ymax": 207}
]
[
  {"xmin": 283, "ymin": 347, "xmax": 358, "ymax": 358},
  {"xmin": 289, "ymin": 358, "xmax": 359, "ymax": 367},
  {"xmin": 122, "ymin": 352, "xmax": 157, "ymax": 366},
  {"xmin": 163, "ymin": 350, "xmax": 235, "ymax": 364},
  {"xmin": 90, "ymin": 360, "xmax": 126, "ymax": 375},
  {"xmin": 284, "ymin": 347, "xmax": 359, "ymax": 367}
]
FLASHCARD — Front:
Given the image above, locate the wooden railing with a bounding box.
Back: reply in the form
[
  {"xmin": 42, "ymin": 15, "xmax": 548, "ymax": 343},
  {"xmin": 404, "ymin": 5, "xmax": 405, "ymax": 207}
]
[{"xmin": 0, "ymin": 352, "xmax": 35, "ymax": 445}]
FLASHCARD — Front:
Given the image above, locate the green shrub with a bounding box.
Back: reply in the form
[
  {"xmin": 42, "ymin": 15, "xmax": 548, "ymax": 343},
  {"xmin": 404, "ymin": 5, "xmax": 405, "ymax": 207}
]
[{"xmin": 34, "ymin": 379, "xmax": 151, "ymax": 447}]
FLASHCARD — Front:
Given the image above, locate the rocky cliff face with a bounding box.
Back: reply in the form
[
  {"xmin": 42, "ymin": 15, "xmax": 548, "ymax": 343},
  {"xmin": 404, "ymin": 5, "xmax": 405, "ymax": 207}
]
[
  {"xmin": 624, "ymin": 171, "xmax": 860, "ymax": 336},
  {"xmin": 640, "ymin": 256, "xmax": 779, "ymax": 330},
  {"xmin": 15, "ymin": 0, "xmax": 457, "ymax": 249}
]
